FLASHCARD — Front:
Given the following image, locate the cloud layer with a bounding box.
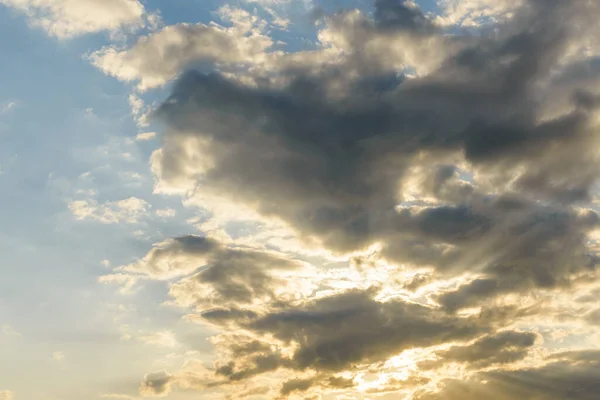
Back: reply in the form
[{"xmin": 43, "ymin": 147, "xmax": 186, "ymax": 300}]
[{"xmin": 96, "ymin": 0, "xmax": 600, "ymax": 398}]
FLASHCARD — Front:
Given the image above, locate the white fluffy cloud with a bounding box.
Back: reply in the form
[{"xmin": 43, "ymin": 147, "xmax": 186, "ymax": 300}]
[
  {"xmin": 0, "ymin": 0, "xmax": 146, "ymax": 38},
  {"xmin": 90, "ymin": 4, "xmax": 460, "ymax": 94},
  {"xmin": 90, "ymin": 6, "xmax": 274, "ymax": 90}
]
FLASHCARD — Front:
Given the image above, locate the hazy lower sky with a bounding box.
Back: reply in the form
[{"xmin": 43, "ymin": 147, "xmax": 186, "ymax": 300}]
[{"xmin": 1, "ymin": 1, "xmax": 600, "ymax": 399}]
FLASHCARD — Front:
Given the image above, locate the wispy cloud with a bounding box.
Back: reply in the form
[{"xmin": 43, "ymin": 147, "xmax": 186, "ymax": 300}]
[
  {"xmin": 0, "ymin": 100, "xmax": 17, "ymax": 114},
  {"xmin": 52, "ymin": 351, "xmax": 65, "ymax": 363},
  {"xmin": 139, "ymin": 331, "xmax": 179, "ymax": 348},
  {"xmin": 1, "ymin": 325, "xmax": 21, "ymax": 338},
  {"xmin": 135, "ymin": 131, "xmax": 156, "ymax": 141},
  {"xmin": 69, "ymin": 197, "xmax": 150, "ymax": 224}
]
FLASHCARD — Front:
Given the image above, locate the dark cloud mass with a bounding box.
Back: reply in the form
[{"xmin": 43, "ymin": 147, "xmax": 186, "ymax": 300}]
[
  {"xmin": 425, "ymin": 330, "xmax": 538, "ymax": 369},
  {"xmin": 116, "ymin": 0, "xmax": 600, "ymax": 398},
  {"xmin": 415, "ymin": 350, "xmax": 600, "ymax": 400}
]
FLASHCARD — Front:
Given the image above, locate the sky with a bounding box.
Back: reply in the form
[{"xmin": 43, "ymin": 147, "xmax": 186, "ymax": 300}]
[{"xmin": 1, "ymin": 0, "xmax": 600, "ymax": 399}]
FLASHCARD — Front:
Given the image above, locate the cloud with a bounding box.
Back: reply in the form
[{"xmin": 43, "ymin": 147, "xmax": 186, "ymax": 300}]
[
  {"xmin": 375, "ymin": 0, "xmax": 435, "ymax": 32},
  {"xmin": 244, "ymin": 289, "xmax": 488, "ymax": 372},
  {"xmin": 171, "ymin": 288, "xmax": 522, "ymax": 393},
  {"xmin": 139, "ymin": 331, "xmax": 179, "ymax": 348},
  {"xmin": 0, "ymin": 0, "xmax": 147, "ymax": 38},
  {"xmin": 90, "ymin": 2, "xmax": 458, "ymax": 91},
  {"xmin": 155, "ymin": 208, "xmax": 175, "ymax": 218},
  {"xmin": 146, "ymin": 0, "xmax": 600, "ymax": 280},
  {"xmin": 109, "ymin": 235, "xmax": 306, "ymax": 310},
  {"xmin": 69, "ymin": 197, "xmax": 150, "ymax": 224},
  {"xmin": 95, "ymin": 0, "xmax": 600, "ymax": 397},
  {"xmin": 0, "ymin": 392, "xmax": 13, "ymax": 400},
  {"xmin": 52, "ymin": 351, "xmax": 65, "ymax": 362},
  {"xmin": 140, "ymin": 370, "xmax": 173, "ymax": 397},
  {"xmin": 435, "ymin": 0, "xmax": 524, "ymax": 27},
  {"xmin": 135, "ymin": 131, "xmax": 156, "ymax": 141},
  {"xmin": 0, "ymin": 100, "xmax": 17, "ymax": 114},
  {"xmin": 128, "ymin": 94, "xmax": 152, "ymax": 128},
  {"xmin": 1, "ymin": 325, "xmax": 21, "ymax": 338},
  {"xmin": 584, "ymin": 308, "xmax": 600, "ymax": 326},
  {"xmin": 415, "ymin": 350, "xmax": 600, "ymax": 400},
  {"xmin": 115, "ymin": 236, "xmax": 218, "ymax": 280},
  {"xmin": 90, "ymin": 6, "xmax": 274, "ymax": 90},
  {"xmin": 278, "ymin": 374, "xmax": 355, "ymax": 396},
  {"xmin": 426, "ymin": 330, "xmax": 538, "ymax": 369}
]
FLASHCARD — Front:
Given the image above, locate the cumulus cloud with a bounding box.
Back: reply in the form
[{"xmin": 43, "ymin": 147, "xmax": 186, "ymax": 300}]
[
  {"xmin": 115, "ymin": 235, "xmax": 218, "ymax": 280},
  {"xmin": 90, "ymin": 6, "xmax": 275, "ymax": 90},
  {"xmin": 107, "ymin": 235, "xmax": 307, "ymax": 313},
  {"xmin": 97, "ymin": 0, "xmax": 600, "ymax": 398},
  {"xmin": 140, "ymin": 370, "xmax": 173, "ymax": 397},
  {"xmin": 0, "ymin": 0, "xmax": 147, "ymax": 38},
  {"xmin": 0, "ymin": 391, "xmax": 13, "ymax": 400},
  {"xmin": 151, "ymin": 0, "xmax": 600, "ymax": 275},
  {"xmin": 90, "ymin": 2, "xmax": 459, "ymax": 91}
]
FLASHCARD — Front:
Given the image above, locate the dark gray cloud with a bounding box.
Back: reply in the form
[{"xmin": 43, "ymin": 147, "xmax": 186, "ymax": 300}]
[
  {"xmin": 280, "ymin": 377, "xmax": 317, "ymax": 396},
  {"xmin": 415, "ymin": 350, "xmax": 600, "ymax": 400},
  {"xmin": 280, "ymin": 375, "xmax": 355, "ymax": 396},
  {"xmin": 169, "ymin": 243, "xmax": 303, "ymax": 311},
  {"xmin": 427, "ymin": 330, "xmax": 538, "ymax": 369},
  {"xmin": 374, "ymin": 0, "xmax": 435, "ymax": 32},
  {"xmin": 154, "ymin": 0, "xmax": 600, "ymax": 271},
  {"xmin": 122, "ymin": 234, "xmax": 305, "ymax": 311},
  {"xmin": 207, "ymin": 288, "xmax": 500, "ymax": 378},
  {"xmin": 585, "ymin": 308, "xmax": 600, "ymax": 326},
  {"xmin": 195, "ymin": 290, "xmax": 537, "ymax": 397},
  {"xmin": 433, "ymin": 203, "xmax": 599, "ymax": 311},
  {"xmin": 140, "ymin": 370, "xmax": 174, "ymax": 397},
  {"xmin": 124, "ymin": 0, "xmax": 600, "ymax": 397}
]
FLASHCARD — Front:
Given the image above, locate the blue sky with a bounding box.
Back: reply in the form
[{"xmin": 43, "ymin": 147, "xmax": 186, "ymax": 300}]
[
  {"xmin": 0, "ymin": 2, "xmax": 186, "ymax": 398},
  {"xmin": 1, "ymin": 1, "xmax": 600, "ymax": 400}
]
